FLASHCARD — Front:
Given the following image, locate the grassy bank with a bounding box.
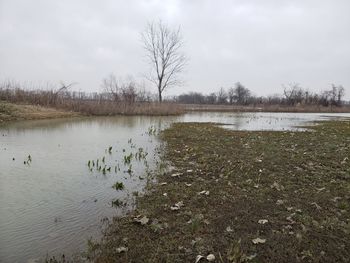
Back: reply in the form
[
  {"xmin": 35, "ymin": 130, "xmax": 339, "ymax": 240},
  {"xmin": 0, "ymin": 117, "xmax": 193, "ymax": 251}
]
[
  {"xmin": 0, "ymin": 101, "xmax": 79, "ymax": 123},
  {"xmin": 0, "ymin": 100, "xmax": 184, "ymax": 124},
  {"xmin": 91, "ymin": 120, "xmax": 350, "ymax": 262}
]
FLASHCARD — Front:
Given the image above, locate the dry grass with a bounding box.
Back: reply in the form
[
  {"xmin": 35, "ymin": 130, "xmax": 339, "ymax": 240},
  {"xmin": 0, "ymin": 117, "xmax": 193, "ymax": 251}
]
[
  {"xmin": 0, "ymin": 101, "xmax": 79, "ymax": 123},
  {"xmin": 59, "ymin": 100, "xmax": 184, "ymax": 116},
  {"xmin": 0, "ymin": 83, "xmax": 184, "ymax": 117}
]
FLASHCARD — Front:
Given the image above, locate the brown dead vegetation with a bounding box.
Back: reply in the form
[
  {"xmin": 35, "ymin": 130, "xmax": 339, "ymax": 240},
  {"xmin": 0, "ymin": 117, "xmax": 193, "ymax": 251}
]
[{"xmin": 0, "ymin": 101, "xmax": 78, "ymax": 123}]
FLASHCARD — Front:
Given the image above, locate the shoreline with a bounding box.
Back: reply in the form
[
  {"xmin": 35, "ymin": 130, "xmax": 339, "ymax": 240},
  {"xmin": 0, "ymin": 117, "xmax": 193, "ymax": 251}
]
[{"xmin": 2, "ymin": 101, "xmax": 350, "ymax": 125}]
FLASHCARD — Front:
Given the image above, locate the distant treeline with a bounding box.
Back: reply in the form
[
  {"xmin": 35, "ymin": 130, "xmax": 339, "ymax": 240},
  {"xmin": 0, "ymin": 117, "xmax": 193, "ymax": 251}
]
[
  {"xmin": 173, "ymin": 82, "xmax": 347, "ymax": 107},
  {"xmin": 0, "ymin": 78, "xmax": 347, "ymax": 115}
]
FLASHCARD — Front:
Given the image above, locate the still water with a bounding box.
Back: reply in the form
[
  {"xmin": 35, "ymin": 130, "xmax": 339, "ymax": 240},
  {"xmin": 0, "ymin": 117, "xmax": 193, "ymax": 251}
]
[{"xmin": 0, "ymin": 112, "xmax": 349, "ymax": 262}]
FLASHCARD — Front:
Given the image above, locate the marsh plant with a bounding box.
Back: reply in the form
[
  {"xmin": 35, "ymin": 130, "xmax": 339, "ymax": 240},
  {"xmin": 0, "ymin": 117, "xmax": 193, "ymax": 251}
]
[
  {"xmin": 24, "ymin": 154, "xmax": 32, "ymax": 165},
  {"xmin": 112, "ymin": 181, "xmax": 125, "ymax": 190},
  {"xmin": 85, "ymin": 126, "xmax": 160, "ymax": 212},
  {"xmin": 135, "ymin": 147, "xmax": 148, "ymax": 161},
  {"xmin": 147, "ymin": 125, "xmax": 157, "ymax": 136},
  {"xmin": 111, "ymin": 199, "xmax": 125, "ymax": 207},
  {"xmin": 123, "ymin": 152, "xmax": 133, "ymax": 165}
]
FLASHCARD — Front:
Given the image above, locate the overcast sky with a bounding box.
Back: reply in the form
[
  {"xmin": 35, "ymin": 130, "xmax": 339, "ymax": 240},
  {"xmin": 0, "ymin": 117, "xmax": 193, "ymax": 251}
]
[{"xmin": 0, "ymin": 0, "xmax": 349, "ymax": 98}]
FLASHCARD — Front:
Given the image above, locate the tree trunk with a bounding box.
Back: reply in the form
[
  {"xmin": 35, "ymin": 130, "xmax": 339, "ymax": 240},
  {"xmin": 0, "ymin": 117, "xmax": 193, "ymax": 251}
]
[{"xmin": 158, "ymin": 82, "xmax": 163, "ymax": 103}]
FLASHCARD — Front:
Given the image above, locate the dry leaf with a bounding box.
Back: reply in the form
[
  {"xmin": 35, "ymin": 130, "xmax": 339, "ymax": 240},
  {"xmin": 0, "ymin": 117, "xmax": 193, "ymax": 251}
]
[
  {"xmin": 245, "ymin": 254, "xmax": 257, "ymax": 260},
  {"xmin": 252, "ymin": 237, "xmax": 266, "ymax": 244},
  {"xmin": 195, "ymin": 255, "xmax": 204, "ymax": 263},
  {"xmin": 226, "ymin": 226, "xmax": 233, "ymax": 232},
  {"xmin": 316, "ymin": 187, "xmax": 325, "ymax": 192},
  {"xmin": 270, "ymin": 182, "xmax": 284, "ymax": 191},
  {"xmin": 258, "ymin": 219, "xmax": 268, "ymax": 224},
  {"xmin": 171, "ymin": 201, "xmax": 184, "ymax": 211},
  {"xmin": 175, "ymin": 201, "xmax": 184, "ymax": 207},
  {"xmin": 276, "ymin": 199, "xmax": 284, "ymax": 205},
  {"xmin": 206, "ymin": 254, "xmax": 215, "ymax": 261},
  {"xmin": 311, "ymin": 202, "xmax": 322, "ymax": 210},
  {"xmin": 134, "ymin": 215, "xmax": 149, "ymax": 225},
  {"xmin": 116, "ymin": 246, "xmax": 128, "ymax": 253},
  {"xmin": 341, "ymin": 157, "xmax": 348, "ymax": 164}
]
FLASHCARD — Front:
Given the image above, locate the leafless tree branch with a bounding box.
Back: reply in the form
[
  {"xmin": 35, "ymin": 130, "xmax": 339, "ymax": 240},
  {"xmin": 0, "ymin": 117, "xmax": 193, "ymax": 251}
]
[{"xmin": 141, "ymin": 20, "xmax": 187, "ymax": 102}]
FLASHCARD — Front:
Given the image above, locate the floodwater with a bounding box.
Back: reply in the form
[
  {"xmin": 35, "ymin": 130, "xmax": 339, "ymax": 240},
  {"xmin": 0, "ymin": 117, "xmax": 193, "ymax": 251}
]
[
  {"xmin": 182, "ymin": 112, "xmax": 350, "ymax": 131},
  {"xmin": 0, "ymin": 112, "xmax": 349, "ymax": 262}
]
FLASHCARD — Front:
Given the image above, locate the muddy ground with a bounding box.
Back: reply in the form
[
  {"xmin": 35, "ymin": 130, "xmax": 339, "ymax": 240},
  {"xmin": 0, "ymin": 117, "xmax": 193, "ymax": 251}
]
[{"xmin": 88, "ymin": 120, "xmax": 349, "ymax": 262}]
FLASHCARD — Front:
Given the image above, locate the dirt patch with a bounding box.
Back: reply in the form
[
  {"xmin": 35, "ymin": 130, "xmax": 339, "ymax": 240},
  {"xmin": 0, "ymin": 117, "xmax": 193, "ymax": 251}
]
[
  {"xmin": 90, "ymin": 120, "xmax": 350, "ymax": 262},
  {"xmin": 0, "ymin": 101, "xmax": 79, "ymax": 123}
]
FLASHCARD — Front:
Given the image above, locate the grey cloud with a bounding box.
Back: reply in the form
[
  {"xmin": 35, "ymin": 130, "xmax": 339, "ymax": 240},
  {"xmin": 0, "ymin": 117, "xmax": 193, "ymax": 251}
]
[{"xmin": 0, "ymin": 0, "xmax": 349, "ymax": 98}]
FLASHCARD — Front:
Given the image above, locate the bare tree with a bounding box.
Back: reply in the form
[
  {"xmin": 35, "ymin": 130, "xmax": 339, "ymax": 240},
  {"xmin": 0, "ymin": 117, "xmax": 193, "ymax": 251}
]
[
  {"xmin": 56, "ymin": 81, "xmax": 77, "ymax": 95},
  {"xmin": 337, "ymin": 85, "xmax": 345, "ymax": 105},
  {"xmin": 234, "ymin": 82, "xmax": 250, "ymax": 105},
  {"xmin": 121, "ymin": 80, "xmax": 137, "ymax": 104},
  {"xmin": 137, "ymin": 82, "xmax": 153, "ymax": 103},
  {"xmin": 228, "ymin": 87, "xmax": 235, "ymax": 104},
  {"xmin": 101, "ymin": 74, "xmax": 138, "ymax": 104},
  {"xmin": 330, "ymin": 84, "xmax": 345, "ymax": 106},
  {"xmin": 101, "ymin": 74, "xmax": 120, "ymax": 102},
  {"xmin": 282, "ymin": 83, "xmax": 306, "ymax": 105},
  {"xmin": 217, "ymin": 87, "xmax": 228, "ymax": 104},
  {"xmin": 52, "ymin": 81, "xmax": 77, "ymax": 104},
  {"xmin": 206, "ymin": 93, "xmax": 217, "ymax": 104},
  {"xmin": 141, "ymin": 21, "xmax": 187, "ymax": 103}
]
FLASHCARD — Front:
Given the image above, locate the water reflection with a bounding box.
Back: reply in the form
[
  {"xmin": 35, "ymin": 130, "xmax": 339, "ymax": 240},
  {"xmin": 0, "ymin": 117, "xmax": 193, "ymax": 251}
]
[{"xmin": 0, "ymin": 115, "xmax": 173, "ymax": 263}]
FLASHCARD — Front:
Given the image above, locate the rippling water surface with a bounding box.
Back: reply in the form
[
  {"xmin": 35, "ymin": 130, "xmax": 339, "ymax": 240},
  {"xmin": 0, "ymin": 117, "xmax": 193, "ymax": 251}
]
[{"xmin": 0, "ymin": 112, "xmax": 349, "ymax": 262}]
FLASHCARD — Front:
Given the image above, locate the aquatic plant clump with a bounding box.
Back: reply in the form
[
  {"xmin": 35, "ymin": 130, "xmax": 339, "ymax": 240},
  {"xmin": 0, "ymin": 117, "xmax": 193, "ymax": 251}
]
[
  {"xmin": 112, "ymin": 182, "xmax": 125, "ymax": 191},
  {"xmin": 111, "ymin": 199, "xmax": 125, "ymax": 207}
]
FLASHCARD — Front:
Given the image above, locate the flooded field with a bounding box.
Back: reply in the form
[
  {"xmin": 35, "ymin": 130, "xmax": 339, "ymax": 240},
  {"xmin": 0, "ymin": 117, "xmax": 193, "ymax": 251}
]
[
  {"xmin": 182, "ymin": 112, "xmax": 350, "ymax": 131},
  {"xmin": 0, "ymin": 112, "xmax": 349, "ymax": 262}
]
